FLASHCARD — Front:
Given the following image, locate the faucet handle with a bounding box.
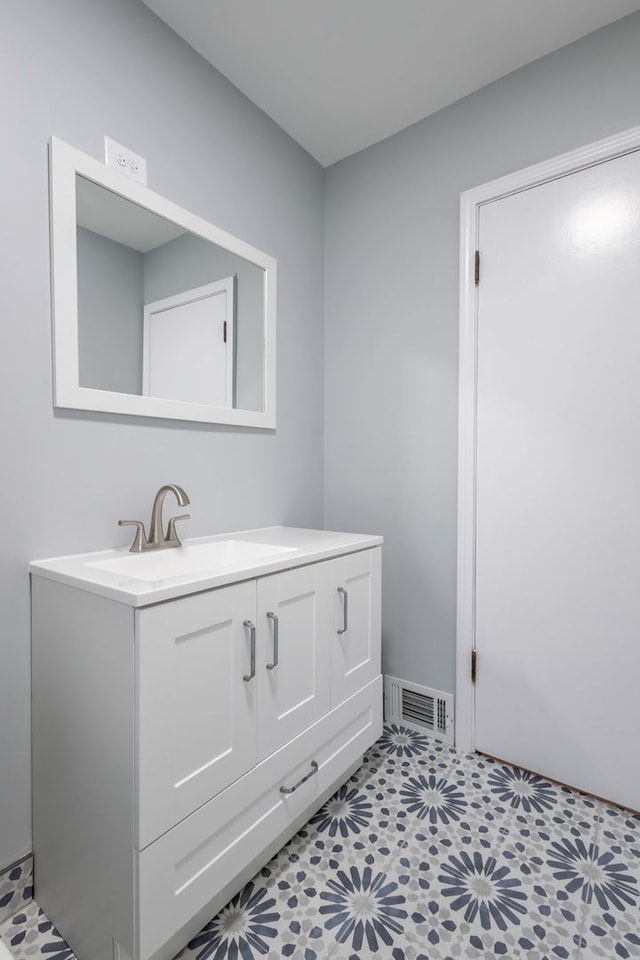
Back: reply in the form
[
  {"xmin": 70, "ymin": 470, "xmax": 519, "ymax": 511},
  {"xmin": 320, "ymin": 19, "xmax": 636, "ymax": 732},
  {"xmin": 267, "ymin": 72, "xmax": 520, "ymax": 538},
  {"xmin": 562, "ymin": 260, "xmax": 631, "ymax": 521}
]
[
  {"xmin": 118, "ymin": 519, "xmax": 149, "ymax": 553},
  {"xmin": 166, "ymin": 514, "xmax": 191, "ymax": 546}
]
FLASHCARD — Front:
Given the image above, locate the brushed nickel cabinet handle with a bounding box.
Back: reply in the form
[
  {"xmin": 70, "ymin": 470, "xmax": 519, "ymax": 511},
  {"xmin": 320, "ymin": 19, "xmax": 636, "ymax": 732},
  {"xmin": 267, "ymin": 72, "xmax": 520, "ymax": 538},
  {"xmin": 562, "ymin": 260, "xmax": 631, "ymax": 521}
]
[
  {"xmin": 280, "ymin": 760, "xmax": 319, "ymax": 795},
  {"xmin": 243, "ymin": 620, "xmax": 256, "ymax": 681},
  {"xmin": 337, "ymin": 586, "xmax": 349, "ymax": 635},
  {"xmin": 266, "ymin": 611, "xmax": 279, "ymax": 669}
]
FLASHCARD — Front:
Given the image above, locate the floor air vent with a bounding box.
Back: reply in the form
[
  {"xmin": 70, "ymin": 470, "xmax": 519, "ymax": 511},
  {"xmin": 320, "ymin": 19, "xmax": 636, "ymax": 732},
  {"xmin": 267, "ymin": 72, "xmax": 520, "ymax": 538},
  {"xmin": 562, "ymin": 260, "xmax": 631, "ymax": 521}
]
[{"xmin": 384, "ymin": 675, "xmax": 454, "ymax": 745}]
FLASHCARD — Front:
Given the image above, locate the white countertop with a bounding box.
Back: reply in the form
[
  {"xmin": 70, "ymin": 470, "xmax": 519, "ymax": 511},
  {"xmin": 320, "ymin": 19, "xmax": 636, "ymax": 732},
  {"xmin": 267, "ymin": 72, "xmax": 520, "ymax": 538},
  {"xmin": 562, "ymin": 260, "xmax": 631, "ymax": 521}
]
[{"xmin": 29, "ymin": 526, "xmax": 383, "ymax": 607}]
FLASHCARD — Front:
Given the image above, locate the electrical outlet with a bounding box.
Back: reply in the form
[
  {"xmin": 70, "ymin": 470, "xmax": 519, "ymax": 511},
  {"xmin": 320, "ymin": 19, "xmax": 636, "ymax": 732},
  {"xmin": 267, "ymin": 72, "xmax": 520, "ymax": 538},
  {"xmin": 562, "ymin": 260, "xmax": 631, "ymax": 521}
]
[{"xmin": 104, "ymin": 137, "xmax": 147, "ymax": 185}]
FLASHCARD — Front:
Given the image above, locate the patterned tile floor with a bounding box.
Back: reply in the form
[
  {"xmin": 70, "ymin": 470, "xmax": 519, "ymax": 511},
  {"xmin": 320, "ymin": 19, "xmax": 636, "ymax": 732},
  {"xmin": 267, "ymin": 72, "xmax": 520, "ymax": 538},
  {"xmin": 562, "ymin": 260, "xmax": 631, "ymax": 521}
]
[{"xmin": 1, "ymin": 725, "xmax": 639, "ymax": 960}]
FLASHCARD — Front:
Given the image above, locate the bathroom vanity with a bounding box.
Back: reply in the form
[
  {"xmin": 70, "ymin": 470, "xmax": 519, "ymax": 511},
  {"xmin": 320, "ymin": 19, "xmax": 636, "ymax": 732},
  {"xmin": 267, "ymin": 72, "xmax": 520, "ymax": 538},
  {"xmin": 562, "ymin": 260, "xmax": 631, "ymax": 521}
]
[{"xmin": 30, "ymin": 527, "xmax": 382, "ymax": 960}]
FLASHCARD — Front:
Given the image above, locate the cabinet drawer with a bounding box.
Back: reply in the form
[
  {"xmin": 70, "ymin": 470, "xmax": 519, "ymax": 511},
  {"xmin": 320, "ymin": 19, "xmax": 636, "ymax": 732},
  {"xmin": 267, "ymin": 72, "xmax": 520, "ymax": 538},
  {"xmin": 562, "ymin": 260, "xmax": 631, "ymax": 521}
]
[{"xmin": 136, "ymin": 676, "xmax": 382, "ymax": 960}]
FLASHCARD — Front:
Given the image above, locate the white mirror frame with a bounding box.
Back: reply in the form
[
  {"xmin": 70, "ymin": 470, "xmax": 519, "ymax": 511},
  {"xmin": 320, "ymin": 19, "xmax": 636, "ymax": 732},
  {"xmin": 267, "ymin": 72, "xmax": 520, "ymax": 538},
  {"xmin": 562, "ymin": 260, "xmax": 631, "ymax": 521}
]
[{"xmin": 49, "ymin": 137, "xmax": 276, "ymax": 428}]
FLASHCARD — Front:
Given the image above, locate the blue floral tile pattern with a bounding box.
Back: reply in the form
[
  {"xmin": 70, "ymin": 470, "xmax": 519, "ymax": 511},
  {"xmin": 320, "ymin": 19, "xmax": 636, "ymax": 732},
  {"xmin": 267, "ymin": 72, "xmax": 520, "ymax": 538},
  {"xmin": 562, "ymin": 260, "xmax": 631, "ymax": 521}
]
[
  {"xmin": 399, "ymin": 774, "xmax": 467, "ymax": 825},
  {"xmin": 487, "ymin": 765, "xmax": 558, "ymax": 814},
  {"xmin": 439, "ymin": 850, "xmax": 528, "ymax": 930},
  {"xmin": 374, "ymin": 724, "xmax": 433, "ymax": 759},
  {"xmin": 329, "ymin": 941, "xmax": 435, "ymax": 960},
  {"xmin": 0, "ymin": 902, "xmax": 72, "ymax": 960},
  {"xmin": 309, "ymin": 784, "xmax": 373, "ymax": 837},
  {"xmin": 2, "ymin": 724, "xmax": 639, "ymax": 960},
  {"xmin": 386, "ymin": 842, "xmax": 585, "ymax": 959},
  {"xmin": 186, "ymin": 882, "xmax": 280, "ymax": 960},
  {"xmin": 38, "ymin": 940, "xmax": 74, "ymax": 960},
  {"xmin": 280, "ymin": 917, "xmax": 323, "ymax": 960},
  {"xmin": 547, "ymin": 837, "xmax": 639, "ymax": 911},
  {"xmin": 570, "ymin": 815, "xmax": 640, "ymax": 959},
  {"xmin": 320, "ymin": 865, "xmax": 407, "ymax": 951},
  {"xmin": 0, "ymin": 856, "xmax": 33, "ymax": 925}
]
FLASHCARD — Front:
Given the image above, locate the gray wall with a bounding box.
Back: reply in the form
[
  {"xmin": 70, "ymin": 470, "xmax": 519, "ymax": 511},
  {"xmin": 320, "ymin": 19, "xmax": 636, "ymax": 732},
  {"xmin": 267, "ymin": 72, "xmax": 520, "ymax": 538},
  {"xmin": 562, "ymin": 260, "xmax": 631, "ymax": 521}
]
[
  {"xmin": 77, "ymin": 227, "xmax": 144, "ymax": 394},
  {"xmin": 0, "ymin": 0, "xmax": 324, "ymax": 870},
  {"xmin": 324, "ymin": 12, "xmax": 640, "ymax": 695}
]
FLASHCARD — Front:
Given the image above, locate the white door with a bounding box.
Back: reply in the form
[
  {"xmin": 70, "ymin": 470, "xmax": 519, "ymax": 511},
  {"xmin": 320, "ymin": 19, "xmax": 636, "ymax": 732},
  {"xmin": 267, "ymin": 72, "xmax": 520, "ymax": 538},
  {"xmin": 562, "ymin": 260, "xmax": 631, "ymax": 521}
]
[
  {"xmin": 330, "ymin": 548, "xmax": 381, "ymax": 707},
  {"xmin": 474, "ymin": 147, "xmax": 640, "ymax": 810},
  {"xmin": 135, "ymin": 582, "xmax": 257, "ymax": 848},
  {"xmin": 256, "ymin": 564, "xmax": 331, "ymax": 759},
  {"xmin": 143, "ymin": 277, "xmax": 234, "ymax": 406}
]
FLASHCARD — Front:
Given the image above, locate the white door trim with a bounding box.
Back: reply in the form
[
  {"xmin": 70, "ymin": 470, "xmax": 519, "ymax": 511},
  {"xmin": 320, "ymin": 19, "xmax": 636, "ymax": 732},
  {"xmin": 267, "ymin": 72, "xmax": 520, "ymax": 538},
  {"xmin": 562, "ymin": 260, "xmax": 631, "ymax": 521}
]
[{"xmin": 455, "ymin": 123, "xmax": 640, "ymax": 752}]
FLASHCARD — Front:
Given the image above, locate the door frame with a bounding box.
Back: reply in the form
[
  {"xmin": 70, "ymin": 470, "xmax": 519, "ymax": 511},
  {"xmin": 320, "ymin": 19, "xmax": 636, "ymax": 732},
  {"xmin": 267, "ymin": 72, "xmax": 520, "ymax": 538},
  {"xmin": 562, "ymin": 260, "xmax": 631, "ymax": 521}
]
[{"xmin": 455, "ymin": 123, "xmax": 640, "ymax": 752}]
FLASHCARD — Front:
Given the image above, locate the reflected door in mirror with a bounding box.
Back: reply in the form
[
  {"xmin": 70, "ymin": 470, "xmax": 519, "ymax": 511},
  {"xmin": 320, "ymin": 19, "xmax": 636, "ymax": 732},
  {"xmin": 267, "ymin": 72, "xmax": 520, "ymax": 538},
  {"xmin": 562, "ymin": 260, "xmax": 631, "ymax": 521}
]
[{"xmin": 143, "ymin": 278, "xmax": 234, "ymax": 407}]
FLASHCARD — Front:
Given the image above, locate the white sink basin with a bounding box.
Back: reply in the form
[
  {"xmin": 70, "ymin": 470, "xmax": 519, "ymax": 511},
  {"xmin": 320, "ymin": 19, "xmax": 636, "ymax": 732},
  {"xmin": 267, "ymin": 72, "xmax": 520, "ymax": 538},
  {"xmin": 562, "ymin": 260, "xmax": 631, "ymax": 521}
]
[
  {"xmin": 86, "ymin": 539, "xmax": 297, "ymax": 582},
  {"xmin": 31, "ymin": 527, "xmax": 384, "ymax": 605}
]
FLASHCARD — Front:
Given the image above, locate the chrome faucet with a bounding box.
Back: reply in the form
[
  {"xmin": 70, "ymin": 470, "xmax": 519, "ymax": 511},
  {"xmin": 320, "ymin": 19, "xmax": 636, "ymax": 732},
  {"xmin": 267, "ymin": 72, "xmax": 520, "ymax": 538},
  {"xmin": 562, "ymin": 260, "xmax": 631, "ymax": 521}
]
[{"xmin": 119, "ymin": 484, "xmax": 191, "ymax": 553}]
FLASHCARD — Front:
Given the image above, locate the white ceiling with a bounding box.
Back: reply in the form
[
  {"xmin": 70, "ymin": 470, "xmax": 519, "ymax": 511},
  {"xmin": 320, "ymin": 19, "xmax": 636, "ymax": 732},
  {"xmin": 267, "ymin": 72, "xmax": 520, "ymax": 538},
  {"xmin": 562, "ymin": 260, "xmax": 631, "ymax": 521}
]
[
  {"xmin": 142, "ymin": 0, "xmax": 640, "ymax": 167},
  {"xmin": 76, "ymin": 177, "xmax": 185, "ymax": 252}
]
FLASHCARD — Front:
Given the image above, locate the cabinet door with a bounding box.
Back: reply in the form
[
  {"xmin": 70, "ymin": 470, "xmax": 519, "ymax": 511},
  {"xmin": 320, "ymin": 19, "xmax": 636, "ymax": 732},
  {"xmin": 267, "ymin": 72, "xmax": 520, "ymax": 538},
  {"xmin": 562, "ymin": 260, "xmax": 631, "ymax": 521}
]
[
  {"xmin": 330, "ymin": 548, "xmax": 381, "ymax": 707},
  {"xmin": 256, "ymin": 564, "xmax": 331, "ymax": 759},
  {"xmin": 136, "ymin": 581, "xmax": 257, "ymax": 849}
]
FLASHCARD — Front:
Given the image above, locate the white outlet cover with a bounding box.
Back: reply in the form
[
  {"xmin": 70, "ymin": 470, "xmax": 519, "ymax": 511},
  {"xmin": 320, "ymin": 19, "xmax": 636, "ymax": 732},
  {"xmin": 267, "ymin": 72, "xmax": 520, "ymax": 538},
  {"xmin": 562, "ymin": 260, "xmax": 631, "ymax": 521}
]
[{"xmin": 104, "ymin": 136, "xmax": 147, "ymax": 186}]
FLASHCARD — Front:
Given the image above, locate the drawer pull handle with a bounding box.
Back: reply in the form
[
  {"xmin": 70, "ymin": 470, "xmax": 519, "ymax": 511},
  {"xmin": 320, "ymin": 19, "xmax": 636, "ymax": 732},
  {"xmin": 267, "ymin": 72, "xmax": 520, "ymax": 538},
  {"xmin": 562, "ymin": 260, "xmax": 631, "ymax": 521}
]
[
  {"xmin": 280, "ymin": 760, "xmax": 319, "ymax": 795},
  {"xmin": 243, "ymin": 620, "xmax": 256, "ymax": 681},
  {"xmin": 337, "ymin": 586, "xmax": 348, "ymax": 635},
  {"xmin": 266, "ymin": 611, "xmax": 279, "ymax": 669}
]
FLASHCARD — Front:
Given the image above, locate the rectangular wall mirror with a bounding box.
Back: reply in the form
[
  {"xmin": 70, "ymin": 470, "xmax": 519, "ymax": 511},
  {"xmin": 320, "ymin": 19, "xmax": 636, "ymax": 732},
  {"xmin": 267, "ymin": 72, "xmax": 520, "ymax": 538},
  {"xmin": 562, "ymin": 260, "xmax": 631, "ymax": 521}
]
[{"xmin": 49, "ymin": 137, "xmax": 276, "ymax": 427}]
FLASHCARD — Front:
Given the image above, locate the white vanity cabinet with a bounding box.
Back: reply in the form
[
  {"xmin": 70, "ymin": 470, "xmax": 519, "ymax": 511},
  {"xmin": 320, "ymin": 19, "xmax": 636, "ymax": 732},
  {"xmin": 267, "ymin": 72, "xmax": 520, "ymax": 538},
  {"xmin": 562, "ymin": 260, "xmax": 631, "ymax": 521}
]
[
  {"xmin": 138, "ymin": 562, "xmax": 333, "ymax": 847},
  {"xmin": 30, "ymin": 528, "xmax": 382, "ymax": 960}
]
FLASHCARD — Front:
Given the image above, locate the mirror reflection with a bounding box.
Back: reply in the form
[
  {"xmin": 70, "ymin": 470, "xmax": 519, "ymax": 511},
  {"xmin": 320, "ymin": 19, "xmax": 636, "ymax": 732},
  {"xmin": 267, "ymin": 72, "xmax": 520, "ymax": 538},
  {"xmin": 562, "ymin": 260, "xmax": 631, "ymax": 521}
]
[{"xmin": 76, "ymin": 176, "xmax": 265, "ymax": 412}]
